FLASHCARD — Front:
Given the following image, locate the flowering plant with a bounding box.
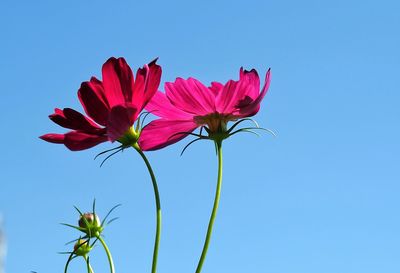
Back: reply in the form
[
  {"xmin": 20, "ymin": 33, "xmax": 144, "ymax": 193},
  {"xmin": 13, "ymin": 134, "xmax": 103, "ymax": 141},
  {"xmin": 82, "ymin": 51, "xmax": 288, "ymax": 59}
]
[{"xmin": 41, "ymin": 57, "xmax": 272, "ymax": 273}]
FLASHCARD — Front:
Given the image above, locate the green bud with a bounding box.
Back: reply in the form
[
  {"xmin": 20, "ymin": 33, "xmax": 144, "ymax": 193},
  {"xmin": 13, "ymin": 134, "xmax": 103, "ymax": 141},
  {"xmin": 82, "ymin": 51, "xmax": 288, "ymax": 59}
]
[
  {"xmin": 78, "ymin": 213, "xmax": 103, "ymax": 237},
  {"xmin": 73, "ymin": 239, "xmax": 92, "ymax": 256}
]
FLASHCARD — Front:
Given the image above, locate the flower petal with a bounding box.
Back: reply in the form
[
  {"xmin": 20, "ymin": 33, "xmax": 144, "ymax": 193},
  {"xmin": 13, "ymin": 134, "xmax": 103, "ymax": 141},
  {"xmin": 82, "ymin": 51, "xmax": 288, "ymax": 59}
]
[
  {"xmin": 239, "ymin": 68, "xmax": 260, "ymax": 100},
  {"xmin": 107, "ymin": 104, "xmax": 138, "ymax": 142},
  {"xmin": 49, "ymin": 108, "xmax": 103, "ymax": 133},
  {"xmin": 215, "ymin": 79, "xmax": 253, "ymax": 114},
  {"xmin": 139, "ymin": 119, "xmax": 198, "ymax": 151},
  {"xmin": 132, "ymin": 59, "xmax": 162, "ymax": 112},
  {"xmin": 209, "ymin": 82, "xmax": 224, "ymax": 96},
  {"xmin": 102, "ymin": 57, "xmax": 134, "ymax": 107},
  {"xmin": 166, "ymin": 77, "xmax": 215, "ymax": 115},
  {"xmin": 78, "ymin": 77, "xmax": 110, "ymax": 126},
  {"xmin": 64, "ymin": 131, "xmax": 108, "ymax": 151},
  {"xmin": 145, "ymin": 91, "xmax": 193, "ymax": 120},
  {"xmin": 40, "ymin": 133, "xmax": 65, "ymax": 144},
  {"xmin": 40, "ymin": 132, "xmax": 107, "ymax": 151},
  {"xmin": 238, "ymin": 68, "xmax": 271, "ymax": 117}
]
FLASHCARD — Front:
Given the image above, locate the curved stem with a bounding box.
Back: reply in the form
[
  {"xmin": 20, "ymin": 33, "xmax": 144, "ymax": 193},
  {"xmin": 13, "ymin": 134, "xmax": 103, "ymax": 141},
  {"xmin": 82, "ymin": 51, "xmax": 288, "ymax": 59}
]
[
  {"xmin": 133, "ymin": 143, "xmax": 162, "ymax": 273},
  {"xmin": 83, "ymin": 255, "xmax": 94, "ymax": 273},
  {"xmin": 195, "ymin": 140, "xmax": 223, "ymax": 273},
  {"xmin": 97, "ymin": 236, "xmax": 115, "ymax": 273},
  {"xmin": 64, "ymin": 253, "xmax": 74, "ymax": 273}
]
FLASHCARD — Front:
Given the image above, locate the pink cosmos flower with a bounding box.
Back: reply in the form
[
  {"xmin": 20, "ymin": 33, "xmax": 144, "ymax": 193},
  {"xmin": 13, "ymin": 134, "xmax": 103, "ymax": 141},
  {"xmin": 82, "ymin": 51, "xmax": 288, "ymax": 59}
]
[
  {"xmin": 40, "ymin": 57, "xmax": 161, "ymax": 151},
  {"xmin": 139, "ymin": 68, "xmax": 271, "ymax": 151}
]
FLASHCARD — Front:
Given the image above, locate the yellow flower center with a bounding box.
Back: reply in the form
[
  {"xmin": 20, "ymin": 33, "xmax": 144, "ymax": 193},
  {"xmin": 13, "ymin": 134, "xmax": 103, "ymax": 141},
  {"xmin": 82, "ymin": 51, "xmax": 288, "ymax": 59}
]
[
  {"xmin": 194, "ymin": 112, "xmax": 237, "ymax": 141},
  {"xmin": 118, "ymin": 126, "xmax": 140, "ymax": 146}
]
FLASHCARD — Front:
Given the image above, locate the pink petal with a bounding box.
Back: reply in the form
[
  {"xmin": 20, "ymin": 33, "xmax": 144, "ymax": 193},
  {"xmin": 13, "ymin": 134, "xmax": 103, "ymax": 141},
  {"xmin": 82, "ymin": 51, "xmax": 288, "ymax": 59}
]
[
  {"xmin": 64, "ymin": 131, "xmax": 108, "ymax": 151},
  {"xmin": 107, "ymin": 104, "xmax": 138, "ymax": 142},
  {"xmin": 102, "ymin": 57, "xmax": 134, "ymax": 107},
  {"xmin": 132, "ymin": 59, "xmax": 162, "ymax": 112},
  {"xmin": 139, "ymin": 119, "xmax": 198, "ymax": 151},
  {"xmin": 209, "ymin": 82, "xmax": 224, "ymax": 96},
  {"xmin": 40, "ymin": 133, "xmax": 65, "ymax": 144},
  {"xmin": 145, "ymin": 91, "xmax": 193, "ymax": 120},
  {"xmin": 215, "ymin": 79, "xmax": 253, "ymax": 114},
  {"xmin": 78, "ymin": 77, "xmax": 110, "ymax": 126},
  {"xmin": 49, "ymin": 108, "xmax": 103, "ymax": 133},
  {"xmin": 238, "ymin": 68, "xmax": 271, "ymax": 117},
  {"xmin": 131, "ymin": 64, "xmax": 147, "ymax": 106},
  {"xmin": 166, "ymin": 77, "xmax": 215, "ymax": 115},
  {"xmin": 239, "ymin": 68, "xmax": 260, "ymax": 100}
]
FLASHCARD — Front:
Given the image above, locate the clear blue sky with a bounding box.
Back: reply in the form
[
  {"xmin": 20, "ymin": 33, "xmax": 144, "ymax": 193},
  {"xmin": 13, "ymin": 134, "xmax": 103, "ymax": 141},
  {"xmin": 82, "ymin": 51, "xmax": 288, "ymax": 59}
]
[{"xmin": 1, "ymin": 0, "xmax": 400, "ymax": 272}]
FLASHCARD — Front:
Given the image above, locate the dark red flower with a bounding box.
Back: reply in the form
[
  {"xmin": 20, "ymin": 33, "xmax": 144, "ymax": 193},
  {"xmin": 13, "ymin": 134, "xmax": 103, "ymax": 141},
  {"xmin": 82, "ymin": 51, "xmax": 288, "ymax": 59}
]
[{"xmin": 40, "ymin": 57, "xmax": 161, "ymax": 151}]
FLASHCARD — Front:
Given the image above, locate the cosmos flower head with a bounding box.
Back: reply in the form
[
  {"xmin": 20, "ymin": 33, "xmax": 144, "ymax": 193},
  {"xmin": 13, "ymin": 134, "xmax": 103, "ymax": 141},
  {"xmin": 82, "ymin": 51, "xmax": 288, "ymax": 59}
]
[
  {"xmin": 40, "ymin": 57, "xmax": 161, "ymax": 151},
  {"xmin": 139, "ymin": 67, "xmax": 271, "ymax": 151}
]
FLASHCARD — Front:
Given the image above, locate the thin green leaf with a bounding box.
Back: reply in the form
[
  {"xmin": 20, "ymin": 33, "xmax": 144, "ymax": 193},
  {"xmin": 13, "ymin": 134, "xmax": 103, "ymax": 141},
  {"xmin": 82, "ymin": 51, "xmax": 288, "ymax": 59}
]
[
  {"xmin": 106, "ymin": 217, "xmax": 119, "ymax": 225},
  {"xmin": 101, "ymin": 204, "xmax": 122, "ymax": 226},
  {"xmin": 100, "ymin": 148, "xmax": 124, "ymax": 167},
  {"xmin": 168, "ymin": 131, "xmax": 205, "ymax": 140},
  {"xmin": 94, "ymin": 146, "xmax": 123, "ymax": 160},
  {"xmin": 61, "ymin": 223, "xmax": 84, "ymax": 232},
  {"xmin": 180, "ymin": 138, "xmax": 205, "ymax": 156}
]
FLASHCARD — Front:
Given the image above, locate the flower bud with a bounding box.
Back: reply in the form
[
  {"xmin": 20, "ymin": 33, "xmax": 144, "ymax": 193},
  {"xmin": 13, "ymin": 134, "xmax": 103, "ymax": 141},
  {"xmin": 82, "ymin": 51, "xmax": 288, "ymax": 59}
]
[
  {"xmin": 78, "ymin": 213, "xmax": 103, "ymax": 237},
  {"xmin": 73, "ymin": 239, "xmax": 92, "ymax": 256}
]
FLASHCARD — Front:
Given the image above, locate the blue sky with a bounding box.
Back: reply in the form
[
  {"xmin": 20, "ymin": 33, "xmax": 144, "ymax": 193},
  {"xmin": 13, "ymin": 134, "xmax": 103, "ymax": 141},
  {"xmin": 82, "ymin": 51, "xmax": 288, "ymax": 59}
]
[{"xmin": 1, "ymin": 0, "xmax": 400, "ymax": 272}]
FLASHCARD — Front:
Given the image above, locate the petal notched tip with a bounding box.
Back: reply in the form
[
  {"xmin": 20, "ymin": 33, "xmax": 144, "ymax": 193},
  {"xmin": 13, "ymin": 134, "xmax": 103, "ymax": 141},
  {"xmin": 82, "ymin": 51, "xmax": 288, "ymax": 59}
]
[{"xmin": 104, "ymin": 56, "xmax": 127, "ymax": 66}]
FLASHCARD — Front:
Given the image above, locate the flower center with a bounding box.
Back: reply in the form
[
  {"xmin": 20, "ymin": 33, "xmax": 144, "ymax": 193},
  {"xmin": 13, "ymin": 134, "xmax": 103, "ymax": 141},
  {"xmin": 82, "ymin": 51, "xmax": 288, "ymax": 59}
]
[
  {"xmin": 118, "ymin": 126, "xmax": 140, "ymax": 147},
  {"xmin": 194, "ymin": 112, "xmax": 237, "ymax": 141}
]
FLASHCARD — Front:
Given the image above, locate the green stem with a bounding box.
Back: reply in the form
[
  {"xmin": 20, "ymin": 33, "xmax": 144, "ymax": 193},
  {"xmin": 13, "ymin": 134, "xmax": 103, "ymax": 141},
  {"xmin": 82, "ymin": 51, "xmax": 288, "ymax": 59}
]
[
  {"xmin": 83, "ymin": 255, "xmax": 94, "ymax": 273},
  {"xmin": 64, "ymin": 254, "xmax": 74, "ymax": 273},
  {"xmin": 97, "ymin": 236, "xmax": 115, "ymax": 273},
  {"xmin": 133, "ymin": 143, "xmax": 162, "ymax": 273},
  {"xmin": 195, "ymin": 140, "xmax": 223, "ymax": 273}
]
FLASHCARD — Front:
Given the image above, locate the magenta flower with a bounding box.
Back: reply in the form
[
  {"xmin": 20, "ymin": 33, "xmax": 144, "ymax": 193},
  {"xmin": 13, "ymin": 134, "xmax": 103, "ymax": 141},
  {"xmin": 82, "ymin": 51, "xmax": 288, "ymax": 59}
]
[
  {"xmin": 139, "ymin": 67, "xmax": 271, "ymax": 151},
  {"xmin": 40, "ymin": 57, "xmax": 161, "ymax": 151}
]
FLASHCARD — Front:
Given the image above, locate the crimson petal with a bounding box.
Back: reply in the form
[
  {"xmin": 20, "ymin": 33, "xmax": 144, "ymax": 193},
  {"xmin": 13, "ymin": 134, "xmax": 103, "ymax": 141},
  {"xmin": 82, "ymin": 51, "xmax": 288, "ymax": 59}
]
[
  {"xmin": 132, "ymin": 59, "xmax": 162, "ymax": 112},
  {"xmin": 40, "ymin": 133, "xmax": 65, "ymax": 144},
  {"xmin": 107, "ymin": 104, "xmax": 138, "ymax": 142},
  {"xmin": 64, "ymin": 131, "xmax": 108, "ymax": 151},
  {"xmin": 50, "ymin": 108, "xmax": 102, "ymax": 133},
  {"xmin": 102, "ymin": 57, "xmax": 134, "ymax": 107},
  {"xmin": 78, "ymin": 77, "xmax": 110, "ymax": 126}
]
